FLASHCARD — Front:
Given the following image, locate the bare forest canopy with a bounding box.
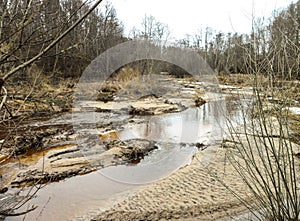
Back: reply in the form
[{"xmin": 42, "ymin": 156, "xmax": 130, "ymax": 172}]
[
  {"xmin": 0, "ymin": 0, "xmax": 124, "ymax": 80},
  {"xmin": 0, "ymin": 0, "xmax": 299, "ymax": 82},
  {"xmin": 176, "ymin": 1, "xmax": 300, "ymax": 77}
]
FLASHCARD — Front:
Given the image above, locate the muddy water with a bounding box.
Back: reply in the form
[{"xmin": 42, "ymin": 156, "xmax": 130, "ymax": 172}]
[
  {"xmin": 5, "ymin": 95, "xmax": 246, "ymax": 221},
  {"xmin": 6, "ymin": 172, "xmax": 137, "ymax": 221},
  {"xmin": 5, "ymin": 147, "xmax": 198, "ymax": 221}
]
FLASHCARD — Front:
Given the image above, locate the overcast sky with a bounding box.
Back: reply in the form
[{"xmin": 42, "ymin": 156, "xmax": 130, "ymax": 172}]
[{"xmin": 104, "ymin": 0, "xmax": 296, "ymax": 40}]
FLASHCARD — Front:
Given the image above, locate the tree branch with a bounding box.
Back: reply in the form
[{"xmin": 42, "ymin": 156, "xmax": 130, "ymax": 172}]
[
  {"xmin": 0, "ymin": 85, "xmax": 7, "ymax": 111},
  {"xmin": 1, "ymin": 0, "xmax": 104, "ymax": 82}
]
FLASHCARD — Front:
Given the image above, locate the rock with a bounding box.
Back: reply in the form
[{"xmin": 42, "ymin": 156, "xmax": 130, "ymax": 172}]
[
  {"xmin": 105, "ymin": 139, "xmax": 158, "ymax": 162},
  {"xmin": 129, "ymin": 96, "xmax": 186, "ymax": 115},
  {"xmin": 11, "ymin": 167, "xmax": 90, "ymax": 187},
  {"xmin": 195, "ymin": 143, "xmax": 206, "ymax": 149},
  {"xmin": 194, "ymin": 97, "xmax": 206, "ymax": 107},
  {"xmin": 0, "ymin": 187, "xmax": 8, "ymax": 194},
  {"xmin": 96, "ymin": 84, "xmax": 119, "ymax": 103},
  {"xmin": 9, "ymin": 138, "xmax": 158, "ymax": 187},
  {"xmin": 96, "ymin": 91, "xmax": 115, "ymax": 102},
  {"xmin": 138, "ymin": 94, "xmax": 159, "ymax": 100}
]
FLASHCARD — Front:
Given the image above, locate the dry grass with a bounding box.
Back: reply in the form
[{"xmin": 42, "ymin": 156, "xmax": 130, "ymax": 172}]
[
  {"xmin": 98, "ymin": 66, "xmax": 142, "ymax": 95},
  {"xmin": 217, "ymin": 74, "xmax": 258, "ymax": 86},
  {"xmin": 2, "ymin": 71, "xmax": 74, "ymax": 119},
  {"xmin": 224, "ymin": 70, "xmax": 300, "ymax": 220},
  {"xmin": 110, "ymin": 66, "xmax": 142, "ymax": 84}
]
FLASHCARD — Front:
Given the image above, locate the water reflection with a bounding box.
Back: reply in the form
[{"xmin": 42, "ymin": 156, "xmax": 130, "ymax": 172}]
[
  {"xmin": 90, "ymin": 99, "xmax": 229, "ymax": 186},
  {"xmin": 5, "ymin": 172, "xmax": 137, "ymax": 221},
  {"xmin": 118, "ymin": 100, "xmax": 226, "ymax": 144}
]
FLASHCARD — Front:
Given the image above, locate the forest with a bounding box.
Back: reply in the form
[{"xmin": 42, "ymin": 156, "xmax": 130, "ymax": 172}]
[
  {"xmin": 1, "ymin": 0, "xmax": 299, "ymax": 82},
  {"xmin": 0, "ymin": 0, "xmax": 300, "ymax": 220}
]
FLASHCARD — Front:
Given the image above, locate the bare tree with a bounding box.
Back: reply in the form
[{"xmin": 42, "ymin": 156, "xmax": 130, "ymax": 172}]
[
  {"xmin": 0, "ymin": 0, "xmax": 105, "ymax": 217},
  {"xmin": 0, "ymin": 0, "xmax": 104, "ymax": 111}
]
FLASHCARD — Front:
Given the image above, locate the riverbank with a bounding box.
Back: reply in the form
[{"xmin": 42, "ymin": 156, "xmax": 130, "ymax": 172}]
[
  {"xmin": 1, "ymin": 73, "xmax": 300, "ymax": 220},
  {"xmin": 0, "ymin": 73, "xmax": 217, "ymax": 220},
  {"xmin": 93, "ymin": 142, "xmax": 250, "ymax": 221},
  {"xmin": 93, "ymin": 133, "xmax": 300, "ymax": 221},
  {"xmin": 92, "ymin": 74, "xmax": 300, "ymax": 220}
]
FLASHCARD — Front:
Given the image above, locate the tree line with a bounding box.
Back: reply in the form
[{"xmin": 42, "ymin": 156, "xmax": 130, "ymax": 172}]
[
  {"xmin": 177, "ymin": 1, "xmax": 300, "ymax": 78},
  {"xmin": 0, "ymin": 0, "xmax": 299, "ymax": 84},
  {"xmin": 0, "ymin": 0, "xmax": 124, "ymax": 81}
]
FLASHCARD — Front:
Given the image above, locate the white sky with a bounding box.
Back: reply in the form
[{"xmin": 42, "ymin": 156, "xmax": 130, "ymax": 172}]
[{"xmin": 103, "ymin": 0, "xmax": 296, "ymax": 40}]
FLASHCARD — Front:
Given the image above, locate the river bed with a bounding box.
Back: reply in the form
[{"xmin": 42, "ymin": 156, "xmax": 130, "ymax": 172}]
[{"xmin": 3, "ymin": 88, "xmax": 248, "ymax": 221}]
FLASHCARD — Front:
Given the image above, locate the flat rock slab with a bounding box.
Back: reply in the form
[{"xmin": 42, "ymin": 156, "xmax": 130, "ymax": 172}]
[
  {"xmin": 9, "ymin": 139, "xmax": 157, "ymax": 187},
  {"xmin": 82, "ymin": 96, "xmax": 187, "ymax": 115},
  {"xmin": 129, "ymin": 96, "xmax": 186, "ymax": 115}
]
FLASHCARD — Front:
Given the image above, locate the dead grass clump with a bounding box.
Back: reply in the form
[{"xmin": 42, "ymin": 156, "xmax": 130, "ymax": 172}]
[
  {"xmin": 218, "ymin": 73, "xmax": 274, "ymax": 88},
  {"xmin": 111, "ymin": 66, "xmax": 142, "ymax": 84},
  {"xmin": 218, "ymin": 74, "xmax": 257, "ymax": 87}
]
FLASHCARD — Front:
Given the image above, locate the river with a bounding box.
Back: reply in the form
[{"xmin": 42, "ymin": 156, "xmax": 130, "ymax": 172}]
[{"xmin": 4, "ymin": 92, "xmax": 248, "ymax": 221}]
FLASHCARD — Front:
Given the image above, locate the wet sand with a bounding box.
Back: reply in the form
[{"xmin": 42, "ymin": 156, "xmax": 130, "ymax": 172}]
[
  {"xmin": 93, "ymin": 118, "xmax": 300, "ymax": 221},
  {"xmin": 93, "ymin": 143, "xmax": 252, "ymax": 221}
]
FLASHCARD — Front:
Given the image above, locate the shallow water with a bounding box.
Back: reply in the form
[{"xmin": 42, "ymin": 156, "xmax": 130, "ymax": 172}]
[
  {"xmin": 6, "ymin": 172, "xmax": 137, "ymax": 221},
  {"xmin": 5, "ymin": 146, "xmax": 198, "ymax": 221},
  {"xmin": 5, "ymin": 94, "xmax": 247, "ymax": 221},
  {"xmin": 117, "ymin": 101, "xmax": 226, "ymax": 143}
]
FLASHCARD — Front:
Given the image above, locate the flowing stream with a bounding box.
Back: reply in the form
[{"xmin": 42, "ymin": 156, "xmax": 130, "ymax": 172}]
[{"xmin": 5, "ymin": 93, "xmax": 247, "ymax": 221}]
